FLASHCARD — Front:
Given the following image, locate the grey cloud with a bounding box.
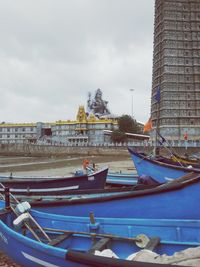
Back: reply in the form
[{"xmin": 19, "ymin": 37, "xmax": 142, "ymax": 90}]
[{"xmin": 0, "ymin": 0, "xmax": 154, "ymax": 123}]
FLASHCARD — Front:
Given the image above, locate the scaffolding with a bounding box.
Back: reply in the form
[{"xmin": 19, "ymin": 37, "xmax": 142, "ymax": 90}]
[{"xmin": 151, "ymin": 0, "xmax": 200, "ymax": 141}]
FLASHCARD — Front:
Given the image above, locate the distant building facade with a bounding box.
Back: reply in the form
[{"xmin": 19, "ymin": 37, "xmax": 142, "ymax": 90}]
[
  {"xmin": 0, "ymin": 88, "xmax": 119, "ymax": 145},
  {"xmin": 0, "ymin": 106, "xmax": 118, "ymax": 145},
  {"xmin": 51, "ymin": 106, "xmax": 118, "ymax": 145},
  {"xmin": 0, "ymin": 122, "xmax": 38, "ymax": 144},
  {"xmin": 151, "ymin": 0, "xmax": 200, "ymax": 141},
  {"xmin": 0, "ymin": 122, "xmax": 52, "ymax": 144}
]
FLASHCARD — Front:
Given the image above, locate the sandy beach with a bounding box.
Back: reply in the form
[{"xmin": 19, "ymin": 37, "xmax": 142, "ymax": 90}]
[{"xmin": 0, "ymin": 154, "xmax": 135, "ymax": 176}]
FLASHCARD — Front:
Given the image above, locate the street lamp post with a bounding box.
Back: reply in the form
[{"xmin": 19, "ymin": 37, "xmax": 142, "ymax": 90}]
[{"xmin": 130, "ymin": 89, "xmax": 134, "ymax": 118}]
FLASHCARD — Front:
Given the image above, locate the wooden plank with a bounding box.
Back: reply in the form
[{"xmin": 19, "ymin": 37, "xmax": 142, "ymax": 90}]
[
  {"xmin": 48, "ymin": 233, "xmax": 72, "ymax": 246},
  {"xmin": 89, "ymin": 237, "xmax": 110, "ymax": 253},
  {"xmin": 145, "ymin": 237, "xmax": 160, "ymax": 251}
]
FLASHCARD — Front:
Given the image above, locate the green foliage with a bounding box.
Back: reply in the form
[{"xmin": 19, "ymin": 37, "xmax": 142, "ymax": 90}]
[
  {"xmin": 118, "ymin": 115, "xmax": 142, "ymax": 134},
  {"xmin": 110, "ymin": 115, "xmax": 142, "ymax": 143}
]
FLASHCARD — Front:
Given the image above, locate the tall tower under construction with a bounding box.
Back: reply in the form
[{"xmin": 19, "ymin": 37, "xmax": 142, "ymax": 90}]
[{"xmin": 151, "ymin": 0, "xmax": 200, "ymax": 141}]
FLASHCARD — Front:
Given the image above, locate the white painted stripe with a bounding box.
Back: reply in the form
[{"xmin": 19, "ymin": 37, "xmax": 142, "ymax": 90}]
[
  {"xmin": 22, "ymin": 251, "xmax": 60, "ymax": 267},
  {"xmin": 10, "ymin": 185, "xmax": 79, "ymax": 193},
  {"xmin": 165, "ymin": 177, "xmax": 174, "ymax": 181}
]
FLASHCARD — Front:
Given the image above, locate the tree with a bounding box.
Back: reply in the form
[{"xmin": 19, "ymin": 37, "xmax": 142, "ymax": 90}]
[
  {"xmin": 118, "ymin": 115, "xmax": 142, "ymax": 134},
  {"xmin": 110, "ymin": 115, "xmax": 142, "ymax": 143}
]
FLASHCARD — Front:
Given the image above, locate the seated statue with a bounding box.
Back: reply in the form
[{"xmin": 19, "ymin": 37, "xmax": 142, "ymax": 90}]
[{"xmin": 88, "ymin": 89, "xmax": 110, "ymax": 116}]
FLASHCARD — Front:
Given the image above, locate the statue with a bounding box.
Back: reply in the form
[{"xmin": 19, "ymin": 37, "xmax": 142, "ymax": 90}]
[{"xmin": 87, "ymin": 89, "xmax": 110, "ymax": 117}]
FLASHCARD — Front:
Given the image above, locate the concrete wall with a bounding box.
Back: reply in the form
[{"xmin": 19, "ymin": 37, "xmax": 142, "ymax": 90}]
[{"xmin": 0, "ymin": 143, "xmax": 199, "ymax": 157}]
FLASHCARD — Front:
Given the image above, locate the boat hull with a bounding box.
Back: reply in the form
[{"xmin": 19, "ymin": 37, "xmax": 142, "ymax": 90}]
[
  {"xmin": 128, "ymin": 147, "xmax": 200, "ymax": 183},
  {"xmin": 0, "ymin": 204, "xmax": 200, "ymax": 266},
  {"xmin": 30, "ymin": 173, "xmax": 200, "ymax": 220},
  {"xmin": 0, "ymin": 167, "xmax": 108, "ymax": 192}
]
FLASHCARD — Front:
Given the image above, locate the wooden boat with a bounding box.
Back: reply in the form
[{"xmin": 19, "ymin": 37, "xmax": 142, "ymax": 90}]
[
  {"xmin": 128, "ymin": 147, "xmax": 200, "ymax": 183},
  {"xmin": 73, "ymin": 169, "xmax": 138, "ymax": 186},
  {"xmin": 155, "ymin": 154, "xmax": 200, "ymax": 168},
  {"xmin": 0, "ymin": 169, "xmax": 137, "ymax": 187},
  {"xmin": 0, "ymin": 200, "xmax": 197, "ymax": 267},
  {"xmin": 145, "ymin": 152, "xmax": 200, "ymax": 169},
  {"xmin": 106, "ymin": 172, "xmax": 138, "ymax": 186},
  {"xmin": 1, "ymin": 186, "xmax": 135, "ymax": 196},
  {"xmin": 169, "ymin": 153, "xmax": 200, "ymax": 167},
  {"xmin": 0, "ymin": 166, "xmax": 108, "ymax": 192},
  {"xmin": 12, "ymin": 172, "xmax": 200, "ymax": 220}
]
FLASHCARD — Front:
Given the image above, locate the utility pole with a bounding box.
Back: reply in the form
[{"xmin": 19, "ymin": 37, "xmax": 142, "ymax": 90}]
[{"xmin": 130, "ymin": 89, "xmax": 134, "ymax": 118}]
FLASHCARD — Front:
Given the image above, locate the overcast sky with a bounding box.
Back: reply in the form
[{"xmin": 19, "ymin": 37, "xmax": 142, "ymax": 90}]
[{"xmin": 0, "ymin": 0, "xmax": 154, "ymax": 124}]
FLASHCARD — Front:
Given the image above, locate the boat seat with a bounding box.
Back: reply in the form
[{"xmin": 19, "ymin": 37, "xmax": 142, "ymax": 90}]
[
  {"xmin": 48, "ymin": 233, "xmax": 72, "ymax": 246},
  {"xmin": 144, "ymin": 237, "xmax": 160, "ymax": 251},
  {"xmin": 88, "ymin": 237, "xmax": 110, "ymax": 253}
]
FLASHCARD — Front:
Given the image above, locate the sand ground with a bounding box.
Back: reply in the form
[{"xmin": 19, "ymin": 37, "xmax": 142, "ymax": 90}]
[{"xmin": 0, "ymin": 155, "xmax": 135, "ymax": 176}]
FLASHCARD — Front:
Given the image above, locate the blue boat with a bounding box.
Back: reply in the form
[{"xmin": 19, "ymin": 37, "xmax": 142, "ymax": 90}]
[
  {"xmin": 0, "ymin": 167, "xmax": 108, "ymax": 193},
  {"xmin": 22, "ymin": 172, "xmax": 200, "ymax": 220},
  {"xmin": 106, "ymin": 172, "xmax": 138, "ymax": 186},
  {"xmin": 156, "ymin": 154, "xmax": 200, "ymax": 169},
  {"xmin": 0, "ymin": 200, "xmax": 197, "ymax": 267},
  {"xmin": 74, "ymin": 169, "xmax": 138, "ymax": 186},
  {"xmin": 128, "ymin": 147, "xmax": 200, "ymax": 183}
]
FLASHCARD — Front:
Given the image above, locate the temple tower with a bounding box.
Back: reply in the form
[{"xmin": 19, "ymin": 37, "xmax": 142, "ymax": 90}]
[{"xmin": 151, "ymin": 0, "xmax": 200, "ymax": 141}]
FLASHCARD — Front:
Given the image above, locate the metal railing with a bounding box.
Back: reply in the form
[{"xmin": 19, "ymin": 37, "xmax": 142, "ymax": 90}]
[{"xmin": 0, "ymin": 139, "xmax": 199, "ymax": 148}]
